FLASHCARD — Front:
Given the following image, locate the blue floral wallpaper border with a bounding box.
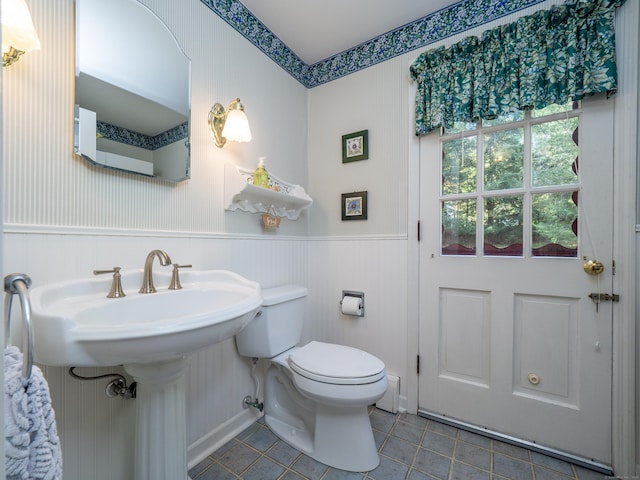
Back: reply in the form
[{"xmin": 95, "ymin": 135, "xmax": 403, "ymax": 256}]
[
  {"xmin": 201, "ymin": 0, "xmax": 545, "ymax": 88},
  {"xmin": 97, "ymin": 122, "xmax": 188, "ymax": 150}
]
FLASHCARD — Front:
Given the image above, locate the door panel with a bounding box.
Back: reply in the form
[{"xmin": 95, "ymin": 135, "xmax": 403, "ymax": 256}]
[
  {"xmin": 418, "ymin": 95, "xmax": 613, "ymax": 464},
  {"xmin": 513, "ymin": 294, "xmax": 578, "ymax": 407},
  {"xmin": 438, "ymin": 288, "xmax": 491, "ymax": 387}
]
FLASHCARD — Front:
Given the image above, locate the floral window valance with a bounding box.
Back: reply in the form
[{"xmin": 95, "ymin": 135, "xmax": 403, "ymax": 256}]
[{"xmin": 409, "ymin": 0, "xmax": 626, "ymax": 135}]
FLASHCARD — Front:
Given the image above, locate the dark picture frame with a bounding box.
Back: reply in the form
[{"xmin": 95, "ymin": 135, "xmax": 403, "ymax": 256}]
[
  {"xmin": 342, "ymin": 130, "xmax": 369, "ymax": 163},
  {"xmin": 341, "ymin": 191, "xmax": 368, "ymax": 221}
]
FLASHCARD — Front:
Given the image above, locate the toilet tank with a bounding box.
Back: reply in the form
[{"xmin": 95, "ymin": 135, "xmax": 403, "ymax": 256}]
[{"xmin": 235, "ymin": 285, "xmax": 308, "ymax": 358}]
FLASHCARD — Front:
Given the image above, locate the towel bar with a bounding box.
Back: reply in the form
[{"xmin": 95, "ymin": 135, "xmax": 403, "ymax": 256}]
[{"xmin": 4, "ymin": 273, "xmax": 34, "ymax": 381}]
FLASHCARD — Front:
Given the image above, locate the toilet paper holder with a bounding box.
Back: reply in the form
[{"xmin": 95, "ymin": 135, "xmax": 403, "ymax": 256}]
[{"xmin": 341, "ymin": 290, "xmax": 365, "ymax": 317}]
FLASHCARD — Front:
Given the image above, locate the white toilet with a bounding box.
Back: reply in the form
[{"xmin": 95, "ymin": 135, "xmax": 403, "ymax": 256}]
[{"xmin": 235, "ymin": 285, "xmax": 388, "ymax": 472}]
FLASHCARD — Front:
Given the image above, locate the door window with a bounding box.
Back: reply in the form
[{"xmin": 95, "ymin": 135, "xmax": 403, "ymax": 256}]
[{"xmin": 440, "ymin": 102, "xmax": 580, "ymax": 257}]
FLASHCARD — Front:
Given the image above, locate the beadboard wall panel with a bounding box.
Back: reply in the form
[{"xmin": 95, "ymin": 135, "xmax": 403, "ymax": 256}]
[
  {"xmin": 3, "ymin": 0, "xmax": 309, "ymax": 236},
  {"xmin": 306, "ymin": 236, "xmax": 410, "ymax": 410},
  {"xmin": 4, "ymin": 228, "xmax": 413, "ymax": 478},
  {"xmin": 4, "ymin": 230, "xmax": 308, "ymax": 478}
]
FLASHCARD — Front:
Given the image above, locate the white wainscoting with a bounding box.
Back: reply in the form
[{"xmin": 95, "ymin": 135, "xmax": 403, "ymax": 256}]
[
  {"xmin": 3, "ymin": 229, "xmax": 410, "ymax": 479},
  {"xmin": 307, "ymin": 235, "xmax": 410, "ymax": 411},
  {"xmin": 3, "ymin": 228, "xmax": 308, "ymax": 479}
]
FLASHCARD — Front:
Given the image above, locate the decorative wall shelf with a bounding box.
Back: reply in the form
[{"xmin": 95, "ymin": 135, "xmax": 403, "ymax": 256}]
[{"xmin": 224, "ymin": 163, "xmax": 313, "ymax": 220}]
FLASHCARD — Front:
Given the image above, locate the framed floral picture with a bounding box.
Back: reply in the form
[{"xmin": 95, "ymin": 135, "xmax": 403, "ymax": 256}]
[
  {"xmin": 341, "ymin": 191, "xmax": 368, "ymax": 221},
  {"xmin": 342, "ymin": 130, "xmax": 369, "ymax": 163}
]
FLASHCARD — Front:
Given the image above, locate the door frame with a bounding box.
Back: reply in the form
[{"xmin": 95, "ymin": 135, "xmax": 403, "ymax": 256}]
[
  {"xmin": 405, "ymin": 1, "xmax": 638, "ymax": 475},
  {"xmin": 609, "ymin": 1, "xmax": 638, "ymax": 474}
]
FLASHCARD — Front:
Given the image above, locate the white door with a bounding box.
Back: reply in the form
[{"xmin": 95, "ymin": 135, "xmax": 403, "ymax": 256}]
[{"xmin": 418, "ymin": 95, "xmax": 614, "ymax": 465}]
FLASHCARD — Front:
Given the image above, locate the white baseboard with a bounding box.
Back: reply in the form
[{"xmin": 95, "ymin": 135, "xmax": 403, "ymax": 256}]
[{"xmin": 187, "ymin": 408, "xmax": 263, "ymax": 469}]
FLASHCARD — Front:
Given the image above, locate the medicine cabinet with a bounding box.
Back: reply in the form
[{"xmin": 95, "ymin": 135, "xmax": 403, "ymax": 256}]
[{"xmin": 74, "ymin": 0, "xmax": 191, "ymax": 182}]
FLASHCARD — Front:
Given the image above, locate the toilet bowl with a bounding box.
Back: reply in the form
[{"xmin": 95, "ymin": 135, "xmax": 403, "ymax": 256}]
[
  {"xmin": 235, "ymin": 285, "xmax": 388, "ymax": 472},
  {"xmin": 288, "ymin": 341, "xmax": 387, "ymax": 407}
]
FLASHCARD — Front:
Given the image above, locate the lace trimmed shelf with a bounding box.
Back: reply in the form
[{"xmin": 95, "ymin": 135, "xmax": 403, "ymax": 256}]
[{"xmin": 224, "ymin": 163, "xmax": 313, "ymax": 220}]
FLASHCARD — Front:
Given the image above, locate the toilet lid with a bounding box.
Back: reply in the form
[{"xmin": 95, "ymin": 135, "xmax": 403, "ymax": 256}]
[{"xmin": 288, "ymin": 341, "xmax": 385, "ymax": 385}]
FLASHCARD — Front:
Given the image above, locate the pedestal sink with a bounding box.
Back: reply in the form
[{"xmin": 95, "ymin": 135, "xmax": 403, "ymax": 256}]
[{"xmin": 29, "ymin": 269, "xmax": 262, "ymax": 480}]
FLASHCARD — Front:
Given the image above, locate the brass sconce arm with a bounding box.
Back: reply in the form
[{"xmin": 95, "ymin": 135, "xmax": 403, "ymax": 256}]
[
  {"xmin": 3, "ymin": 46, "xmax": 25, "ymax": 67},
  {"xmin": 2, "ymin": 0, "xmax": 41, "ymax": 67}
]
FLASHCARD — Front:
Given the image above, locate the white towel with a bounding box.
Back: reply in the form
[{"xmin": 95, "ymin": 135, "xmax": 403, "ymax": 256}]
[{"xmin": 4, "ymin": 346, "xmax": 62, "ymax": 480}]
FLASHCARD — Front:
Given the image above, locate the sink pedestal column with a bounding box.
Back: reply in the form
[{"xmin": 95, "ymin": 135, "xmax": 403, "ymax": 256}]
[{"xmin": 125, "ymin": 356, "xmax": 192, "ymax": 480}]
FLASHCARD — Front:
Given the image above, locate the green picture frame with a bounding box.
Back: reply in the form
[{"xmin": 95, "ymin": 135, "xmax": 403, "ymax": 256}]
[
  {"xmin": 342, "ymin": 130, "xmax": 369, "ymax": 163},
  {"xmin": 341, "ymin": 191, "xmax": 368, "ymax": 221}
]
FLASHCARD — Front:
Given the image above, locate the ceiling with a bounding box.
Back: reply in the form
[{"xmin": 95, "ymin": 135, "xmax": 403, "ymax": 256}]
[
  {"xmin": 208, "ymin": 0, "xmax": 546, "ymax": 87},
  {"xmin": 238, "ymin": 0, "xmax": 461, "ymax": 65}
]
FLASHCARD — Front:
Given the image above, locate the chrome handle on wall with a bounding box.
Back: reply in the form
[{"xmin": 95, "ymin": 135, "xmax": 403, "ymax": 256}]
[{"xmin": 4, "ymin": 273, "xmax": 34, "ymax": 381}]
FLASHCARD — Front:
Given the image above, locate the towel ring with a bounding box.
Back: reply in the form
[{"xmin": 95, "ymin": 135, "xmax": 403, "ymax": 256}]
[{"xmin": 4, "ymin": 273, "xmax": 34, "ymax": 381}]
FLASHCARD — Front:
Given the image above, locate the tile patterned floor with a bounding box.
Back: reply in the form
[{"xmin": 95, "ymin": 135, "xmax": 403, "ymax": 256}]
[{"xmin": 189, "ymin": 408, "xmax": 614, "ymax": 480}]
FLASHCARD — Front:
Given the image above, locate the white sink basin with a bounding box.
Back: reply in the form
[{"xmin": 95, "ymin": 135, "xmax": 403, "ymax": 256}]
[{"xmin": 30, "ymin": 269, "xmax": 262, "ymax": 366}]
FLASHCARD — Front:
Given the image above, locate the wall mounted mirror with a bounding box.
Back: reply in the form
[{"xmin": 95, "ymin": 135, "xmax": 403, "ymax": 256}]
[{"xmin": 74, "ymin": 0, "xmax": 191, "ymax": 183}]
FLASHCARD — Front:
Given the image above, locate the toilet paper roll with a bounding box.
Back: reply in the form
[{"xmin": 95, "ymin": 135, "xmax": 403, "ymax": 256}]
[{"xmin": 342, "ymin": 296, "xmax": 362, "ymax": 316}]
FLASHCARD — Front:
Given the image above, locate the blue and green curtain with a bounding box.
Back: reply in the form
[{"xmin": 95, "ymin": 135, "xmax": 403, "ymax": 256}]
[{"xmin": 409, "ymin": 0, "xmax": 626, "ymax": 135}]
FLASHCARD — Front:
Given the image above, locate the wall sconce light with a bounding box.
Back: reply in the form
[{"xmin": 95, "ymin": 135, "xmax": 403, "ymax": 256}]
[
  {"xmin": 208, "ymin": 98, "xmax": 252, "ymax": 148},
  {"xmin": 2, "ymin": 0, "xmax": 41, "ymax": 67}
]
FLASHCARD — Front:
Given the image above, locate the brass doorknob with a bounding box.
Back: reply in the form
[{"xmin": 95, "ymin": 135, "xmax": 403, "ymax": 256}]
[{"xmin": 583, "ymin": 260, "xmax": 604, "ymax": 276}]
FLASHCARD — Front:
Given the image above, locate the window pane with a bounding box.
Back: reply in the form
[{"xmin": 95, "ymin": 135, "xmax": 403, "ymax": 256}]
[
  {"xmin": 483, "ymin": 128, "xmax": 524, "ymax": 191},
  {"xmin": 442, "ymin": 136, "xmax": 477, "ymax": 195},
  {"xmin": 444, "ymin": 121, "xmax": 478, "ymax": 135},
  {"xmin": 532, "ymin": 192, "xmax": 578, "ymax": 257},
  {"xmin": 532, "ymin": 118, "xmax": 579, "ymax": 187},
  {"xmin": 482, "ymin": 111, "xmax": 524, "ymax": 127},
  {"xmin": 442, "ymin": 199, "xmax": 476, "ymax": 255},
  {"xmin": 484, "ymin": 196, "xmax": 523, "ymax": 256},
  {"xmin": 532, "ymin": 101, "xmax": 579, "ymax": 118}
]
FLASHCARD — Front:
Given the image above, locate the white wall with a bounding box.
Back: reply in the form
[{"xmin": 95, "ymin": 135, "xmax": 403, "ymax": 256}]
[
  {"xmin": 0, "ymin": 22, "xmax": 5, "ymax": 479},
  {"xmin": 306, "ymin": 237, "xmax": 409, "ymax": 404},
  {"xmin": 305, "ymin": 1, "xmax": 639, "ymax": 476},
  {"xmin": 3, "ymin": 0, "xmax": 638, "ymax": 478},
  {"xmin": 303, "ymin": 0, "xmax": 573, "ymax": 428},
  {"xmin": 305, "ymin": 57, "xmax": 415, "ymax": 409},
  {"xmin": 2, "ymin": 0, "xmax": 310, "ymax": 478},
  {"xmin": 3, "ymin": 0, "xmax": 309, "ymax": 237},
  {"xmin": 307, "ymin": 58, "xmax": 410, "ymax": 237}
]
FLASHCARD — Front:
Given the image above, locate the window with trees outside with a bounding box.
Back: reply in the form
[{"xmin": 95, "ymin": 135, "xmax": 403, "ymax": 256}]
[{"xmin": 440, "ymin": 102, "xmax": 580, "ymax": 257}]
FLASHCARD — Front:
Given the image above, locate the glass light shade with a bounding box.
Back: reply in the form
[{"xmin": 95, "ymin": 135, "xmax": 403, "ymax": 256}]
[
  {"xmin": 1, "ymin": 0, "xmax": 41, "ymax": 55},
  {"xmin": 221, "ymin": 108, "xmax": 252, "ymax": 143}
]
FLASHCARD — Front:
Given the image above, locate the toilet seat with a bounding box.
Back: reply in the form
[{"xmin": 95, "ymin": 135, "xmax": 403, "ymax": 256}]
[{"xmin": 288, "ymin": 341, "xmax": 385, "ymax": 385}]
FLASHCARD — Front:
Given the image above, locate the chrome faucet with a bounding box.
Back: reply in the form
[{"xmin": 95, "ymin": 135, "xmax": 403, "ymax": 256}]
[{"xmin": 139, "ymin": 249, "xmax": 172, "ymax": 294}]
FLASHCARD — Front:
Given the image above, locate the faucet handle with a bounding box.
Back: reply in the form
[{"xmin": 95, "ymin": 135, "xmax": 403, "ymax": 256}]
[
  {"xmin": 169, "ymin": 264, "xmax": 192, "ymax": 290},
  {"xmin": 93, "ymin": 267, "xmax": 126, "ymax": 298}
]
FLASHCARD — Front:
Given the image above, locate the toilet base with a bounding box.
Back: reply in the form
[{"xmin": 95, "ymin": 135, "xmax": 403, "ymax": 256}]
[
  {"xmin": 264, "ymin": 366, "xmax": 380, "ymax": 472},
  {"xmin": 266, "ymin": 404, "xmax": 379, "ymax": 472}
]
